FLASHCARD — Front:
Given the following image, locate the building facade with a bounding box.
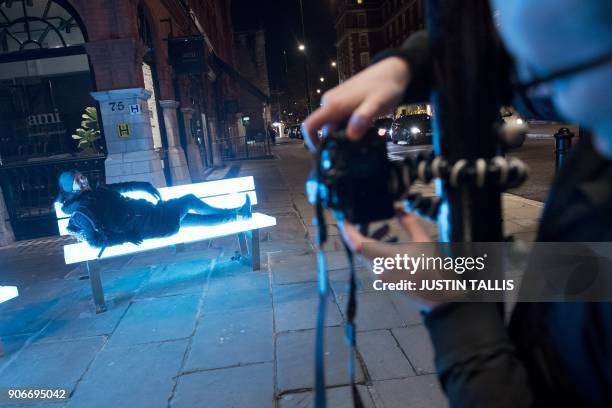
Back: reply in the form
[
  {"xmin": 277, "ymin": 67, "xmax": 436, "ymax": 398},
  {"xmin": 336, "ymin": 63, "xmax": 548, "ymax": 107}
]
[
  {"xmin": 234, "ymin": 30, "xmax": 271, "ymax": 138},
  {"xmin": 335, "ymin": 0, "xmax": 425, "ymax": 82},
  {"xmin": 0, "ymin": 0, "xmax": 250, "ymax": 242}
]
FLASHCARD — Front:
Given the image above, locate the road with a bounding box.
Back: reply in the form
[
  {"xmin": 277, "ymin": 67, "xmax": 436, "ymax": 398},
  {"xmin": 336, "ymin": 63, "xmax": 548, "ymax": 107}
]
[{"xmin": 385, "ymin": 132, "xmax": 560, "ymax": 203}]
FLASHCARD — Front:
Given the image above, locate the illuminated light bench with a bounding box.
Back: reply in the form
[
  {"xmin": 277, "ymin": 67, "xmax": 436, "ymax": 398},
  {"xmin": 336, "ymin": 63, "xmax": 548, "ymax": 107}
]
[
  {"xmin": 0, "ymin": 286, "xmax": 19, "ymax": 356},
  {"xmin": 55, "ymin": 176, "xmax": 276, "ymax": 313}
]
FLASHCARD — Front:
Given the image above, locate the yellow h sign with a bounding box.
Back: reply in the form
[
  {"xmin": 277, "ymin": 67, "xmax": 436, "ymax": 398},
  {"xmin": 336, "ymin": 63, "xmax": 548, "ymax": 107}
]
[{"xmin": 118, "ymin": 123, "xmax": 130, "ymax": 138}]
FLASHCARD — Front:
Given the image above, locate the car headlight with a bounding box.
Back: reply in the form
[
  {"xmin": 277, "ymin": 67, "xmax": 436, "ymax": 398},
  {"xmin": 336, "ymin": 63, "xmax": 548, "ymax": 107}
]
[{"xmin": 410, "ymin": 127, "xmax": 421, "ymax": 134}]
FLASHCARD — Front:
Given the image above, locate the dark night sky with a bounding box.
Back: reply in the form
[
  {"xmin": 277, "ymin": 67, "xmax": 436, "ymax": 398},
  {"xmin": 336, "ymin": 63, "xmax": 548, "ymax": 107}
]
[{"xmin": 231, "ymin": 0, "xmax": 338, "ymax": 94}]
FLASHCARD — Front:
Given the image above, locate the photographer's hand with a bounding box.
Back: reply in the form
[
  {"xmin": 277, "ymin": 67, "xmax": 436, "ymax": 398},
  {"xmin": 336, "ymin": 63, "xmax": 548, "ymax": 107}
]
[
  {"xmin": 302, "ymin": 57, "xmax": 411, "ymax": 150},
  {"xmin": 337, "ymin": 210, "xmax": 430, "ymax": 253}
]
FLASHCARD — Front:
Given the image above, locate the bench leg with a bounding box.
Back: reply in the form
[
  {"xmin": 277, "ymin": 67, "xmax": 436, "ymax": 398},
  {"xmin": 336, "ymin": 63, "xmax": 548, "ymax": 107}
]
[
  {"xmin": 237, "ymin": 233, "xmax": 249, "ymax": 257},
  {"xmin": 251, "ymin": 229, "xmax": 261, "ymax": 271},
  {"xmin": 86, "ymin": 261, "xmax": 107, "ymax": 314}
]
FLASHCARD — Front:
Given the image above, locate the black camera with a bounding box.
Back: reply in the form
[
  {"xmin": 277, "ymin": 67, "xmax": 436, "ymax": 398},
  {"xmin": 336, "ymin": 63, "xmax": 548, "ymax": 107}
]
[{"xmin": 307, "ymin": 127, "xmax": 409, "ymax": 224}]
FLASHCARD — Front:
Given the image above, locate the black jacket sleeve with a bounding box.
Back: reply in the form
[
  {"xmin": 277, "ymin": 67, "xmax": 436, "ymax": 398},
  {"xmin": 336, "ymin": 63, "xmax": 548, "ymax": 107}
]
[
  {"xmin": 371, "ymin": 30, "xmax": 432, "ymax": 104},
  {"xmin": 67, "ymin": 211, "xmax": 138, "ymax": 248},
  {"xmin": 372, "ymin": 30, "xmax": 562, "ymax": 122},
  {"xmin": 424, "ymin": 303, "xmax": 534, "ymax": 408}
]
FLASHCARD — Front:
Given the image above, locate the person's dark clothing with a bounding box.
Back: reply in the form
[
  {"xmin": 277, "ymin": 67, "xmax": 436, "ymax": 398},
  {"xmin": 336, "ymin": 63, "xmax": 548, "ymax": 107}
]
[
  {"xmin": 62, "ymin": 182, "xmax": 181, "ymax": 247},
  {"xmin": 380, "ymin": 32, "xmax": 612, "ymax": 407}
]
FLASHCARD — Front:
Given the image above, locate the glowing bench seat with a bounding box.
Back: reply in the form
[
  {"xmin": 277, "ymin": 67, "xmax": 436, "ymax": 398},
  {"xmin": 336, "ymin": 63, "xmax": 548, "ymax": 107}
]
[
  {"xmin": 55, "ymin": 176, "xmax": 276, "ymax": 313},
  {"xmin": 0, "ymin": 286, "xmax": 19, "ymax": 356}
]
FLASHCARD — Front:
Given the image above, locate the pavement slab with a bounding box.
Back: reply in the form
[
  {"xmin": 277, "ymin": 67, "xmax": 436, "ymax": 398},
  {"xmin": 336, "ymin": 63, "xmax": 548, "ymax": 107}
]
[
  {"xmin": 280, "ymin": 385, "xmax": 375, "ymax": 408},
  {"xmin": 0, "ymin": 337, "xmax": 105, "ymax": 393},
  {"xmin": 171, "ymin": 362, "xmax": 274, "ymax": 408},
  {"xmin": 184, "ymin": 307, "xmax": 273, "ymax": 371},
  {"xmin": 272, "ymin": 282, "xmax": 344, "ymax": 332},
  {"xmin": 67, "ymin": 339, "xmax": 188, "ymax": 408},
  {"xmin": 392, "ymin": 325, "xmax": 436, "ymax": 375},
  {"xmin": 372, "ymin": 375, "xmax": 447, "ymax": 408},
  {"xmin": 357, "ymin": 330, "xmax": 416, "ymax": 380},
  {"xmin": 276, "ymin": 326, "xmax": 364, "ymax": 393},
  {"xmin": 202, "ymin": 266, "xmax": 271, "ymax": 313},
  {"xmin": 108, "ymin": 293, "xmax": 200, "ymax": 346},
  {"xmin": 336, "ymin": 291, "xmax": 406, "ymax": 332}
]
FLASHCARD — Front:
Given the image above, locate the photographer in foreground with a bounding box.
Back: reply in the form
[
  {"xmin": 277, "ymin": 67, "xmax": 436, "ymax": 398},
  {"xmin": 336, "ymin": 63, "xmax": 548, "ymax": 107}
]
[{"xmin": 303, "ymin": 1, "xmax": 612, "ymax": 407}]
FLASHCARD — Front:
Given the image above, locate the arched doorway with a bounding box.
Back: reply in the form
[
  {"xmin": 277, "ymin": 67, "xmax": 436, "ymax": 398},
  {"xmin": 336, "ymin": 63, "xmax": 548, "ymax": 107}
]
[{"xmin": 0, "ymin": 0, "xmax": 104, "ymax": 240}]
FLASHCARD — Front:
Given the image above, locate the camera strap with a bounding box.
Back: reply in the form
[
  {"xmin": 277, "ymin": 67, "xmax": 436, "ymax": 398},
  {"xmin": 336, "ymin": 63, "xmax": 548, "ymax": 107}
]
[
  {"xmin": 342, "ymin": 237, "xmax": 365, "ymax": 408},
  {"xmin": 313, "ymin": 143, "xmax": 364, "ymax": 408}
]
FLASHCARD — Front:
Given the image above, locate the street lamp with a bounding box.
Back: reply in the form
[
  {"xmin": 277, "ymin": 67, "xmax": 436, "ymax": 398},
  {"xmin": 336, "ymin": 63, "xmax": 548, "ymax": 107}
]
[
  {"xmin": 319, "ymin": 77, "xmax": 325, "ymax": 82},
  {"xmin": 331, "ymin": 61, "xmax": 337, "ymax": 68},
  {"xmin": 316, "ymin": 89, "xmax": 321, "ymax": 94},
  {"xmin": 297, "ymin": 0, "xmax": 312, "ymax": 113}
]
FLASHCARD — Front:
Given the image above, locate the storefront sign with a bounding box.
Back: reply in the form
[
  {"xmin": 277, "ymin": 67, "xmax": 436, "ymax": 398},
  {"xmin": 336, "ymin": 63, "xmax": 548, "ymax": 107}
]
[
  {"xmin": 118, "ymin": 123, "xmax": 130, "ymax": 138},
  {"xmin": 168, "ymin": 36, "xmax": 205, "ymax": 74}
]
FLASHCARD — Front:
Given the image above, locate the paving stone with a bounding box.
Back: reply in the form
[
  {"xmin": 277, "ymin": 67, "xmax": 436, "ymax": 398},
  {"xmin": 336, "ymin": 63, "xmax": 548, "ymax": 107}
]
[
  {"xmin": 273, "ymin": 283, "xmax": 343, "ymax": 332},
  {"xmin": 270, "ymin": 254, "xmax": 318, "ymax": 284},
  {"xmin": 202, "ymin": 267, "xmax": 271, "ymax": 312},
  {"xmin": 135, "ymin": 260, "xmax": 211, "ymax": 299},
  {"xmin": 185, "ymin": 308, "xmax": 273, "ymax": 371},
  {"xmin": 37, "ymin": 299, "xmax": 129, "ymax": 343},
  {"xmin": 0, "ymin": 337, "xmax": 104, "ymax": 392},
  {"xmin": 357, "ymin": 330, "xmax": 415, "ymax": 380},
  {"xmin": 67, "ymin": 340, "xmax": 188, "ymax": 408},
  {"xmin": 171, "ymin": 362, "xmax": 274, "ymax": 408},
  {"xmin": 276, "ymin": 327, "xmax": 364, "ymax": 393},
  {"xmin": 99, "ymin": 265, "xmax": 156, "ymax": 304},
  {"xmin": 266, "ymin": 215, "xmax": 308, "ymax": 243},
  {"xmin": 108, "ymin": 294, "xmax": 200, "ymax": 346},
  {"xmin": 337, "ymin": 291, "xmax": 405, "ymax": 331},
  {"xmin": 387, "ymin": 292, "xmax": 425, "ymax": 326},
  {"xmin": 392, "ymin": 325, "xmax": 436, "ymax": 375},
  {"xmin": 373, "ymin": 375, "xmax": 447, "ymax": 408},
  {"xmin": 280, "ymin": 385, "xmax": 375, "ymax": 408}
]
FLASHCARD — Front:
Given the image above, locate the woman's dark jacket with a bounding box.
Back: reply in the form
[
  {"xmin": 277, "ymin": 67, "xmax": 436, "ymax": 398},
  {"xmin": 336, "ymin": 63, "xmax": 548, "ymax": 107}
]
[
  {"xmin": 61, "ymin": 182, "xmax": 180, "ymax": 248},
  {"xmin": 386, "ymin": 32, "xmax": 612, "ymax": 407}
]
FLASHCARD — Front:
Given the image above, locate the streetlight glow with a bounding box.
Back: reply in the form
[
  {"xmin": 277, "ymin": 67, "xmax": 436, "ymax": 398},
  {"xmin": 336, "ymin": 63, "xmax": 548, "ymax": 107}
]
[
  {"xmin": 331, "ymin": 61, "xmax": 337, "ymax": 67},
  {"xmin": 320, "ymin": 77, "xmax": 325, "ymax": 82},
  {"xmin": 316, "ymin": 89, "xmax": 321, "ymax": 94},
  {"xmin": 298, "ymin": 44, "xmax": 305, "ymax": 51}
]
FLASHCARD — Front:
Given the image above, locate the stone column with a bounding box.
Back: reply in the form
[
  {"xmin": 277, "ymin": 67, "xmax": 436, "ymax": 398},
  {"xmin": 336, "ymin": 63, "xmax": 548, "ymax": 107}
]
[
  {"xmin": 181, "ymin": 108, "xmax": 206, "ymax": 181},
  {"xmin": 159, "ymin": 100, "xmax": 191, "ymax": 186},
  {"xmin": 92, "ymin": 88, "xmax": 166, "ymax": 187},
  {"xmin": 0, "ymin": 187, "xmax": 14, "ymax": 246}
]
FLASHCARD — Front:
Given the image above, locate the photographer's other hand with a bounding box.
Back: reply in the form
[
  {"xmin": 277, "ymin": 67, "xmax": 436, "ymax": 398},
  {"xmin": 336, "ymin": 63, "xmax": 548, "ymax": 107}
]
[
  {"xmin": 337, "ymin": 210, "xmax": 430, "ymax": 253},
  {"xmin": 302, "ymin": 57, "xmax": 411, "ymax": 151}
]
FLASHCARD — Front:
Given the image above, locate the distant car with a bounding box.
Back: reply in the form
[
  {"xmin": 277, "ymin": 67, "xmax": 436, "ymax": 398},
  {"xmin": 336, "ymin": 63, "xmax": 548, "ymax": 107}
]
[
  {"xmin": 374, "ymin": 118, "xmax": 394, "ymax": 141},
  {"xmin": 289, "ymin": 125, "xmax": 304, "ymax": 139},
  {"xmin": 390, "ymin": 114, "xmax": 433, "ymax": 145}
]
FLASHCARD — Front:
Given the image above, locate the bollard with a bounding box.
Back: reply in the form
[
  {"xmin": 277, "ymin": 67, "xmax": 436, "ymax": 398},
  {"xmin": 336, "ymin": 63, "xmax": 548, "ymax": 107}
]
[{"xmin": 554, "ymin": 127, "xmax": 574, "ymax": 172}]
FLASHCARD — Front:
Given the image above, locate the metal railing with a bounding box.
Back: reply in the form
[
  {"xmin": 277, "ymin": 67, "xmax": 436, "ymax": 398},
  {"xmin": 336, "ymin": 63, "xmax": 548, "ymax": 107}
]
[
  {"xmin": 213, "ymin": 134, "xmax": 272, "ymax": 161},
  {"xmin": 0, "ymin": 155, "xmax": 106, "ymax": 240}
]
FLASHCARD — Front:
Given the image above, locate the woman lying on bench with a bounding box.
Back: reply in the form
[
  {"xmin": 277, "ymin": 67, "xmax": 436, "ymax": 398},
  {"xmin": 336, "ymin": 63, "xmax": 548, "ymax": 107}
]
[{"xmin": 57, "ymin": 170, "xmax": 251, "ymax": 248}]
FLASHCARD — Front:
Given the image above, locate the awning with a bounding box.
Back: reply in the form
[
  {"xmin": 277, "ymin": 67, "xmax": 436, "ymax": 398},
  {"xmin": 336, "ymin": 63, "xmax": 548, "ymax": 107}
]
[{"xmin": 211, "ymin": 53, "xmax": 270, "ymax": 103}]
